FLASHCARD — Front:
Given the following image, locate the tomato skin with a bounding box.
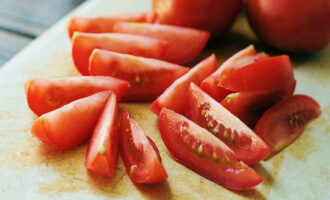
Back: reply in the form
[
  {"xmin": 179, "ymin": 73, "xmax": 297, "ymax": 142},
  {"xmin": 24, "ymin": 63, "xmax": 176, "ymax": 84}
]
[
  {"xmin": 113, "ymin": 22, "xmax": 210, "ymax": 64},
  {"xmin": 72, "ymin": 32, "xmax": 167, "ymax": 75},
  {"xmin": 245, "ymin": 0, "xmax": 330, "ymax": 53},
  {"xmin": 200, "ymin": 45, "xmax": 268, "ymax": 101},
  {"xmin": 254, "ymin": 95, "xmax": 321, "ymax": 155},
  {"xmin": 120, "ymin": 110, "xmax": 167, "ymax": 183},
  {"xmin": 220, "ymin": 55, "xmax": 295, "ymax": 93},
  {"xmin": 68, "ymin": 11, "xmax": 157, "ymax": 38},
  {"xmin": 159, "ymin": 108, "xmax": 263, "ymax": 190},
  {"xmin": 89, "ymin": 49, "xmax": 189, "ymax": 101},
  {"xmin": 151, "ymin": 54, "xmax": 218, "ymax": 115},
  {"xmin": 85, "ymin": 93, "xmax": 118, "ymax": 177},
  {"xmin": 32, "ymin": 91, "xmax": 111, "ymax": 149},
  {"xmin": 25, "ymin": 76, "xmax": 128, "ymax": 116},
  {"xmin": 152, "ymin": 0, "xmax": 242, "ymax": 37},
  {"xmin": 185, "ymin": 83, "xmax": 270, "ymax": 164}
]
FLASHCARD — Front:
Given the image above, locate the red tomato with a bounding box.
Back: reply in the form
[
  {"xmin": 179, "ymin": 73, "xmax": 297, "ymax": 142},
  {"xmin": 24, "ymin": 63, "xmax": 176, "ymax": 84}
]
[
  {"xmin": 185, "ymin": 83, "xmax": 270, "ymax": 164},
  {"xmin": 31, "ymin": 91, "xmax": 111, "ymax": 149},
  {"xmin": 152, "ymin": 0, "xmax": 242, "ymax": 37},
  {"xmin": 68, "ymin": 11, "xmax": 157, "ymax": 38},
  {"xmin": 151, "ymin": 54, "xmax": 218, "ymax": 115},
  {"xmin": 159, "ymin": 108, "xmax": 263, "ymax": 190},
  {"xmin": 113, "ymin": 22, "xmax": 210, "ymax": 64},
  {"xmin": 246, "ymin": 0, "xmax": 330, "ymax": 53},
  {"xmin": 120, "ymin": 109, "xmax": 167, "ymax": 183},
  {"xmin": 220, "ymin": 87, "xmax": 295, "ymax": 128},
  {"xmin": 25, "ymin": 76, "xmax": 128, "ymax": 116},
  {"xmin": 72, "ymin": 32, "xmax": 167, "ymax": 75},
  {"xmin": 220, "ymin": 55, "xmax": 295, "ymax": 93},
  {"xmin": 85, "ymin": 93, "xmax": 118, "ymax": 177},
  {"xmin": 254, "ymin": 95, "xmax": 321, "ymax": 155},
  {"xmin": 89, "ymin": 49, "xmax": 189, "ymax": 101},
  {"xmin": 201, "ymin": 45, "xmax": 268, "ymax": 101}
]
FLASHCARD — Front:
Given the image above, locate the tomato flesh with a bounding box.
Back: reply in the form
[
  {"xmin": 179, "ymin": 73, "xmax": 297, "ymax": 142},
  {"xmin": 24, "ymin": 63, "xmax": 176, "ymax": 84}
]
[
  {"xmin": 89, "ymin": 49, "xmax": 189, "ymax": 101},
  {"xmin": 254, "ymin": 95, "xmax": 321, "ymax": 155},
  {"xmin": 120, "ymin": 110, "xmax": 167, "ymax": 183},
  {"xmin": 68, "ymin": 11, "xmax": 157, "ymax": 38},
  {"xmin": 185, "ymin": 83, "xmax": 270, "ymax": 164},
  {"xmin": 159, "ymin": 108, "xmax": 263, "ymax": 190},
  {"xmin": 113, "ymin": 22, "xmax": 210, "ymax": 64},
  {"xmin": 85, "ymin": 93, "xmax": 118, "ymax": 177},
  {"xmin": 25, "ymin": 76, "xmax": 128, "ymax": 116},
  {"xmin": 32, "ymin": 91, "xmax": 111, "ymax": 149},
  {"xmin": 201, "ymin": 45, "xmax": 268, "ymax": 101},
  {"xmin": 72, "ymin": 32, "xmax": 167, "ymax": 75},
  {"xmin": 151, "ymin": 54, "xmax": 218, "ymax": 115},
  {"xmin": 220, "ymin": 55, "xmax": 295, "ymax": 93}
]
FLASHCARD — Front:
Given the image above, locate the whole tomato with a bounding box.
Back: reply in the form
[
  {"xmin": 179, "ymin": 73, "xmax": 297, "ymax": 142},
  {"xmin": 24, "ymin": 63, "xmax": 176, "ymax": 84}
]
[
  {"xmin": 152, "ymin": 0, "xmax": 242, "ymax": 37},
  {"xmin": 245, "ymin": 0, "xmax": 330, "ymax": 53}
]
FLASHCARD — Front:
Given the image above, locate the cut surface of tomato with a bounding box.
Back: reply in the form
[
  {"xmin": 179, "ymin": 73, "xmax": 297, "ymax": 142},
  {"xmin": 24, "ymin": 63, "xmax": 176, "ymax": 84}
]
[
  {"xmin": 185, "ymin": 83, "xmax": 270, "ymax": 164},
  {"xmin": 221, "ymin": 87, "xmax": 295, "ymax": 128},
  {"xmin": 25, "ymin": 76, "xmax": 128, "ymax": 116},
  {"xmin": 151, "ymin": 54, "xmax": 218, "ymax": 115},
  {"xmin": 32, "ymin": 91, "xmax": 111, "ymax": 149},
  {"xmin": 85, "ymin": 93, "xmax": 118, "ymax": 177},
  {"xmin": 72, "ymin": 32, "xmax": 167, "ymax": 75},
  {"xmin": 200, "ymin": 45, "xmax": 268, "ymax": 101},
  {"xmin": 220, "ymin": 55, "xmax": 295, "ymax": 93},
  {"xmin": 120, "ymin": 109, "xmax": 167, "ymax": 183},
  {"xmin": 159, "ymin": 108, "xmax": 263, "ymax": 190},
  {"xmin": 254, "ymin": 95, "xmax": 321, "ymax": 155},
  {"xmin": 113, "ymin": 22, "xmax": 210, "ymax": 64},
  {"xmin": 89, "ymin": 49, "xmax": 189, "ymax": 101},
  {"xmin": 68, "ymin": 11, "xmax": 157, "ymax": 38}
]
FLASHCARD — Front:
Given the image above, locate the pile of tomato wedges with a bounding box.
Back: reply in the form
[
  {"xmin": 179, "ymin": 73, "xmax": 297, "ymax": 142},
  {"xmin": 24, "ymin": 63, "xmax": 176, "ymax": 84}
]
[{"xmin": 24, "ymin": 11, "xmax": 320, "ymax": 191}]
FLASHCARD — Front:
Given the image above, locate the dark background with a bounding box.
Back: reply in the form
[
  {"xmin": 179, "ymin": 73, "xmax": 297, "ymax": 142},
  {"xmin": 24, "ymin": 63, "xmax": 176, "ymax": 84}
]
[{"xmin": 0, "ymin": 0, "xmax": 84, "ymax": 67}]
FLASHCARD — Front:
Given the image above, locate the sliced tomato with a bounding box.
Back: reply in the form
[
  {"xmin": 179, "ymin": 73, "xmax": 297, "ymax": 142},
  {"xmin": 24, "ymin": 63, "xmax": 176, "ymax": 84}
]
[
  {"xmin": 25, "ymin": 76, "xmax": 128, "ymax": 116},
  {"xmin": 85, "ymin": 93, "xmax": 118, "ymax": 177},
  {"xmin": 151, "ymin": 54, "xmax": 218, "ymax": 115},
  {"xmin": 72, "ymin": 32, "xmax": 167, "ymax": 75},
  {"xmin": 32, "ymin": 91, "xmax": 111, "ymax": 149},
  {"xmin": 185, "ymin": 83, "xmax": 270, "ymax": 164},
  {"xmin": 200, "ymin": 45, "xmax": 268, "ymax": 101},
  {"xmin": 113, "ymin": 22, "xmax": 210, "ymax": 64},
  {"xmin": 221, "ymin": 82, "xmax": 295, "ymax": 128},
  {"xmin": 159, "ymin": 108, "xmax": 263, "ymax": 190},
  {"xmin": 89, "ymin": 49, "xmax": 189, "ymax": 101},
  {"xmin": 120, "ymin": 109, "xmax": 167, "ymax": 183},
  {"xmin": 254, "ymin": 95, "xmax": 321, "ymax": 155},
  {"xmin": 68, "ymin": 11, "xmax": 157, "ymax": 38},
  {"xmin": 220, "ymin": 55, "xmax": 295, "ymax": 93}
]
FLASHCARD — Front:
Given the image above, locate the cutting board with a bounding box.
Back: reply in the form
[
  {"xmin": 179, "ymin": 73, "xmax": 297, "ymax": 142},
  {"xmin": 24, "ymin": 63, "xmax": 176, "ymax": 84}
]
[{"xmin": 0, "ymin": 0, "xmax": 329, "ymax": 199}]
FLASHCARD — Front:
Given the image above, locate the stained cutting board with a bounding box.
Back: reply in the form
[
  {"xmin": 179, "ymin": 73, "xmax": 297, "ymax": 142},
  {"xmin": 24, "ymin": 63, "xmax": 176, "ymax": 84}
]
[{"xmin": 0, "ymin": 0, "xmax": 329, "ymax": 199}]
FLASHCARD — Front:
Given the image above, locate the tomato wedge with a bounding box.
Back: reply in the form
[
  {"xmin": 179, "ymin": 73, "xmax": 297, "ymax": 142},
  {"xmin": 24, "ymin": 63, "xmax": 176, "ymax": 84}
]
[
  {"xmin": 68, "ymin": 11, "xmax": 157, "ymax": 38},
  {"xmin": 185, "ymin": 83, "xmax": 270, "ymax": 164},
  {"xmin": 85, "ymin": 93, "xmax": 118, "ymax": 177},
  {"xmin": 113, "ymin": 22, "xmax": 210, "ymax": 64},
  {"xmin": 254, "ymin": 95, "xmax": 321, "ymax": 155},
  {"xmin": 89, "ymin": 49, "xmax": 189, "ymax": 101},
  {"xmin": 201, "ymin": 45, "xmax": 268, "ymax": 101},
  {"xmin": 151, "ymin": 54, "xmax": 218, "ymax": 115},
  {"xmin": 120, "ymin": 109, "xmax": 167, "ymax": 183},
  {"xmin": 159, "ymin": 108, "xmax": 263, "ymax": 190},
  {"xmin": 25, "ymin": 76, "xmax": 128, "ymax": 116},
  {"xmin": 220, "ymin": 55, "xmax": 295, "ymax": 93},
  {"xmin": 72, "ymin": 32, "xmax": 167, "ymax": 75},
  {"xmin": 32, "ymin": 91, "xmax": 111, "ymax": 149},
  {"xmin": 221, "ymin": 85, "xmax": 295, "ymax": 128}
]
